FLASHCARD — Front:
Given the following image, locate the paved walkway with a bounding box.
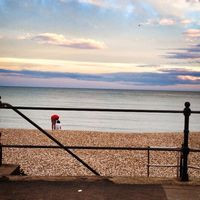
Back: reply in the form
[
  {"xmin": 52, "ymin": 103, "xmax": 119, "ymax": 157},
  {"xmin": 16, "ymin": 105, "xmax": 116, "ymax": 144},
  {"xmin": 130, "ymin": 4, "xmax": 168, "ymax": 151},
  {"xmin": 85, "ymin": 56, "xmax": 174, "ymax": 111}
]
[{"xmin": 0, "ymin": 176, "xmax": 200, "ymax": 200}]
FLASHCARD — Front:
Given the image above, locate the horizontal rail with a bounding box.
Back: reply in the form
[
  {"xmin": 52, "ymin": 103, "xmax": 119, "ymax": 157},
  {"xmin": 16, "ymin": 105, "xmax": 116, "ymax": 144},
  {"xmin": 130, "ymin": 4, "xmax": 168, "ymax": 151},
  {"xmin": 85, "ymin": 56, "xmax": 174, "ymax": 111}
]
[
  {"xmin": 188, "ymin": 166, "xmax": 200, "ymax": 170},
  {"xmin": 4, "ymin": 145, "xmax": 199, "ymax": 152},
  {"xmin": 1, "ymin": 106, "xmax": 200, "ymax": 114},
  {"xmin": 190, "ymin": 148, "xmax": 200, "ymax": 153},
  {"xmin": 1, "ymin": 144, "xmax": 181, "ymax": 151},
  {"xmin": 192, "ymin": 111, "xmax": 200, "ymax": 114},
  {"xmin": 0, "ymin": 106, "xmax": 184, "ymax": 113},
  {"xmin": 148, "ymin": 164, "xmax": 178, "ymax": 168}
]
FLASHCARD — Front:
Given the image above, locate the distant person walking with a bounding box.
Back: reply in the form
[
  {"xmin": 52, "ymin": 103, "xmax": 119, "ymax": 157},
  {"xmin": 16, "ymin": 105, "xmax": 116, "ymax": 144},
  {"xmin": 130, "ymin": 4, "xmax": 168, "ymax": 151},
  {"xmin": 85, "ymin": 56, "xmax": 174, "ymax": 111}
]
[
  {"xmin": 51, "ymin": 114, "xmax": 59, "ymax": 130},
  {"xmin": 55, "ymin": 120, "xmax": 62, "ymax": 130}
]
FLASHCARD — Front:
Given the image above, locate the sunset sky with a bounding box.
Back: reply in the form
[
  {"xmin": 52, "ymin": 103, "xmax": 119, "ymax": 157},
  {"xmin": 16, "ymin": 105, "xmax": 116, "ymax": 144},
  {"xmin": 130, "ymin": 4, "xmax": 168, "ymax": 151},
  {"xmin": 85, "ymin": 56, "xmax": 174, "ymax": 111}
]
[{"xmin": 0, "ymin": 0, "xmax": 200, "ymax": 90}]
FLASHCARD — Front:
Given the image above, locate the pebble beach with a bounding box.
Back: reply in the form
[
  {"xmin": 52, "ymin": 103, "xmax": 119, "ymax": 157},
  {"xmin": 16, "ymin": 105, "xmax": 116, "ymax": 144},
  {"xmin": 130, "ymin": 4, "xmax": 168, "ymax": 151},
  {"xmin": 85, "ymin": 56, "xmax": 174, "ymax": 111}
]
[{"xmin": 1, "ymin": 128, "xmax": 200, "ymax": 178}]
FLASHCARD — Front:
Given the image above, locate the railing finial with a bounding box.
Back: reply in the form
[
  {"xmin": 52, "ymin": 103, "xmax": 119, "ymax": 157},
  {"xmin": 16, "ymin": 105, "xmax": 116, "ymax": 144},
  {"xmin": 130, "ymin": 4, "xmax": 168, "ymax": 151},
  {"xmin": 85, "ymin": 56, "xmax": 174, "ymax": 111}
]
[{"xmin": 184, "ymin": 102, "xmax": 190, "ymax": 108}]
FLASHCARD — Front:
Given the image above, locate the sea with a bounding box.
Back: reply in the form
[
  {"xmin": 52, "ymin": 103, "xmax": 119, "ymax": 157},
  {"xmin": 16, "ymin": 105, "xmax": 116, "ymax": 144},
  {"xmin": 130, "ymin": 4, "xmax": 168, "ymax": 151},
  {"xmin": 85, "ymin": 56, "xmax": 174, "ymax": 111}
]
[{"xmin": 0, "ymin": 86, "xmax": 200, "ymax": 133}]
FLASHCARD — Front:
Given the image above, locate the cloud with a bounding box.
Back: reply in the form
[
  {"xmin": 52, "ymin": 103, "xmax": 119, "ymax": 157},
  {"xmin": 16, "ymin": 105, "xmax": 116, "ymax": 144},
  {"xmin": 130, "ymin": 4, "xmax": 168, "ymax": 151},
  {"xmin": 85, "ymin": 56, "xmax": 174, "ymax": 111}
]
[
  {"xmin": 2, "ymin": 0, "xmax": 199, "ymax": 30},
  {"xmin": 60, "ymin": 0, "xmax": 123, "ymax": 10},
  {"xmin": 0, "ymin": 69, "xmax": 102, "ymax": 81},
  {"xmin": 162, "ymin": 68, "xmax": 200, "ymax": 76},
  {"xmin": 146, "ymin": 0, "xmax": 200, "ymax": 18},
  {"xmin": 77, "ymin": 0, "xmax": 132, "ymax": 10},
  {"xmin": 78, "ymin": 0, "xmax": 104, "ymax": 7},
  {"xmin": 178, "ymin": 75, "xmax": 200, "ymax": 81},
  {"xmin": 159, "ymin": 18, "xmax": 176, "ymax": 25},
  {"xmin": 17, "ymin": 33, "xmax": 32, "ymax": 40},
  {"xmin": 186, "ymin": 0, "xmax": 200, "ymax": 3},
  {"xmin": 1, "ymin": 68, "xmax": 200, "ymax": 87},
  {"xmin": 20, "ymin": 33, "xmax": 106, "ymax": 50},
  {"xmin": 59, "ymin": 0, "xmax": 102, "ymax": 6},
  {"xmin": 143, "ymin": 18, "xmax": 196, "ymax": 26},
  {"xmin": 1, "ymin": 56, "xmax": 200, "ymax": 88},
  {"xmin": 76, "ymin": 0, "xmax": 200, "ymax": 18},
  {"xmin": 165, "ymin": 43, "xmax": 200, "ymax": 60},
  {"xmin": 144, "ymin": 18, "xmax": 176, "ymax": 26},
  {"xmin": 184, "ymin": 29, "xmax": 200, "ymax": 38},
  {"xmin": 180, "ymin": 19, "xmax": 193, "ymax": 25},
  {"xmin": 166, "ymin": 52, "xmax": 200, "ymax": 59},
  {"xmin": 78, "ymin": 0, "xmax": 200, "ymax": 28},
  {"xmin": 185, "ymin": 44, "xmax": 200, "ymax": 52},
  {"xmin": 102, "ymin": 70, "xmax": 200, "ymax": 85},
  {"xmin": 0, "ymin": 57, "xmax": 162, "ymax": 74},
  {"xmin": 162, "ymin": 69, "xmax": 200, "ymax": 84}
]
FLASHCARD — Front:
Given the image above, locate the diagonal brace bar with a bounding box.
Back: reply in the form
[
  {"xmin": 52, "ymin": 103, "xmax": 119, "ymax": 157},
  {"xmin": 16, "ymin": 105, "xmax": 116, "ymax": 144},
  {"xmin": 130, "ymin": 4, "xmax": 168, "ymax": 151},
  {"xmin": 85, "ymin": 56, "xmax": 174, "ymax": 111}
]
[{"xmin": 1, "ymin": 102, "xmax": 100, "ymax": 176}]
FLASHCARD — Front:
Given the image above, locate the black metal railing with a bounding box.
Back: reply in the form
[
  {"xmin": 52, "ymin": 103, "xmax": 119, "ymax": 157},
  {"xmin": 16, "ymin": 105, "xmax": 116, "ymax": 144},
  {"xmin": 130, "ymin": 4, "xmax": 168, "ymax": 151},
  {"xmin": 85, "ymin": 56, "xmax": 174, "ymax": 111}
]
[{"xmin": 0, "ymin": 96, "xmax": 200, "ymax": 181}]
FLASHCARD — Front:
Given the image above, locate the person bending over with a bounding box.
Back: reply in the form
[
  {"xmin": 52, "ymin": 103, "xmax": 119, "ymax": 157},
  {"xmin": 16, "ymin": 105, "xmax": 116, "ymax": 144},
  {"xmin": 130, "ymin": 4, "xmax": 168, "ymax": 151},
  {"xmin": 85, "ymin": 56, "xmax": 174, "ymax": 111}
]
[{"xmin": 51, "ymin": 114, "xmax": 59, "ymax": 130}]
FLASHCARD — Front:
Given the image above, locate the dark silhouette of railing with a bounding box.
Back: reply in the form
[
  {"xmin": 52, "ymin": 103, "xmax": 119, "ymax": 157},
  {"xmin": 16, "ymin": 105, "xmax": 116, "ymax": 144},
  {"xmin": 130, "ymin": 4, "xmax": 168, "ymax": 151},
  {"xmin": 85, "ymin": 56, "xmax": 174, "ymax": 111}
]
[{"xmin": 0, "ymin": 96, "xmax": 200, "ymax": 181}]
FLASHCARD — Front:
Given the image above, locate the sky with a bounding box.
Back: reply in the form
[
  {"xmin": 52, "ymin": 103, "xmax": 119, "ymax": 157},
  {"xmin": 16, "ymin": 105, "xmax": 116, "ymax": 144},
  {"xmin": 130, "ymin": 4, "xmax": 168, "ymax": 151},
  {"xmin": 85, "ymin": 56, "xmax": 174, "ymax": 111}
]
[{"xmin": 0, "ymin": 0, "xmax": 200, "ymax": 91}]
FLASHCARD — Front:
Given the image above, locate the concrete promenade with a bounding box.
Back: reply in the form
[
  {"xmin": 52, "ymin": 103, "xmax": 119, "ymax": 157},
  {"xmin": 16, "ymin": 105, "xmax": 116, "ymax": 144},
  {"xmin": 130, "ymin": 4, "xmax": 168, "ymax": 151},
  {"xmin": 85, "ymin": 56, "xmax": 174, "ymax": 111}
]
[{"xmin": 0, "ymin": 176, "xmax": 200, "ymax": 200}]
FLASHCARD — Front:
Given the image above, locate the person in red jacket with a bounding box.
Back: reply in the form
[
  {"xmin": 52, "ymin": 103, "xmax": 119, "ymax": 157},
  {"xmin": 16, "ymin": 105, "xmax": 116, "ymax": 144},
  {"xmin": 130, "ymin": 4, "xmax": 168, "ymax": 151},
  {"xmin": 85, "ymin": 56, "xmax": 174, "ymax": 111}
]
[{"xmin": 51, "ymin": 114, "xmax": 59, "ymax": 130}]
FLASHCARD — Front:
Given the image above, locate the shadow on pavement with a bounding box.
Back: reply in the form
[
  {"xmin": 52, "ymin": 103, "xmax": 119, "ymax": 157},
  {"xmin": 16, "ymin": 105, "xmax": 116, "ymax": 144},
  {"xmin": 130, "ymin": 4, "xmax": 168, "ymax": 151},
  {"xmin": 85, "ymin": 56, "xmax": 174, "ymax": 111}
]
[{"xmin": 0, "ymin": 179, "xmax": 167, "ymax": 200}]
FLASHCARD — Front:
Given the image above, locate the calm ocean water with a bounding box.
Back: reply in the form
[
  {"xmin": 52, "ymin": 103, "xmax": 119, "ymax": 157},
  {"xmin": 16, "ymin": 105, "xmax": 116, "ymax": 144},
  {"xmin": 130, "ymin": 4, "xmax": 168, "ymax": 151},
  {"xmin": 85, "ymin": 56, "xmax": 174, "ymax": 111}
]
[{"xmin": 0, "ymin": 86, "xmax": 200, "ymax": 132}]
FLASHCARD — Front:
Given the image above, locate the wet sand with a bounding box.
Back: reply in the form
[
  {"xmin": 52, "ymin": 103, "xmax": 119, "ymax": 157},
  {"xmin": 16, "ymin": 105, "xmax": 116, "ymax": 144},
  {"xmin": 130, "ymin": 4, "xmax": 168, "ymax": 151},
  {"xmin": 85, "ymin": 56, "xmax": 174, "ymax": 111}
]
[{"xmin": 0, "ymin": 128, "xmax": 199, "ymax": 177}]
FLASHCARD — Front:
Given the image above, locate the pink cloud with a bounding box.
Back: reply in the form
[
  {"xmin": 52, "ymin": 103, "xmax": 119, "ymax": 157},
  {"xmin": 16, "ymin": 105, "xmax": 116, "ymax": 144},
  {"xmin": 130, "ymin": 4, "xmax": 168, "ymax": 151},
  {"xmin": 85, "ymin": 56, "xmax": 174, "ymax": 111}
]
[
  {"xmin": 159, "ymin": 18, "xmax": 176, "ymax": 26},
  {"xmin": 21, "ymin": 33, "xmax": 106, "ymax": 50},
  {"xmin": 184, "ymin": 29, "xmax": 200, "ymax": 38},
  {"xmin": 178, "ymin": 75, "xmax": 200, "ymax": 81},
  {"xmin": 78, "ymin": 0, "xmax": 103, "ymax": 7},
  {"xmin": 143, "ymin": 18, "xmax": 176, "ymax": 26},
  {"xmin": 180, "ymin": 19, "xmax": 192, "ymax": 25}
]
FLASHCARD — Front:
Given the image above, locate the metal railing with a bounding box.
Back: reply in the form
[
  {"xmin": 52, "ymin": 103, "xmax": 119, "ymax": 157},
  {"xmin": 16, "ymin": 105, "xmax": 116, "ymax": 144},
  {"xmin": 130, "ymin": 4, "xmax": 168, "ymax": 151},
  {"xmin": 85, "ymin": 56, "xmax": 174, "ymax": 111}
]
[{"xmin": 0, "ymin": 96, "xmax": 200, "ymax": 181}]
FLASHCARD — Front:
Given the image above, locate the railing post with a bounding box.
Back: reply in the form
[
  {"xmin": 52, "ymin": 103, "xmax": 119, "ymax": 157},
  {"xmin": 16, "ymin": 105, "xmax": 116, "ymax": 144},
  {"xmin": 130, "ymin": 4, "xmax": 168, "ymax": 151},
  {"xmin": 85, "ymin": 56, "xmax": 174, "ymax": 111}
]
[
  {"xmin": 180, "ymin": 102, "xmax": 191, "ymax": 181},
  {"xmin": 177, "ymin": 151, "xmax": 180, "ymax": 178},
  {"xmin": 147, "ymin": 146, "xmax": 150, "ymax": 177}
]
